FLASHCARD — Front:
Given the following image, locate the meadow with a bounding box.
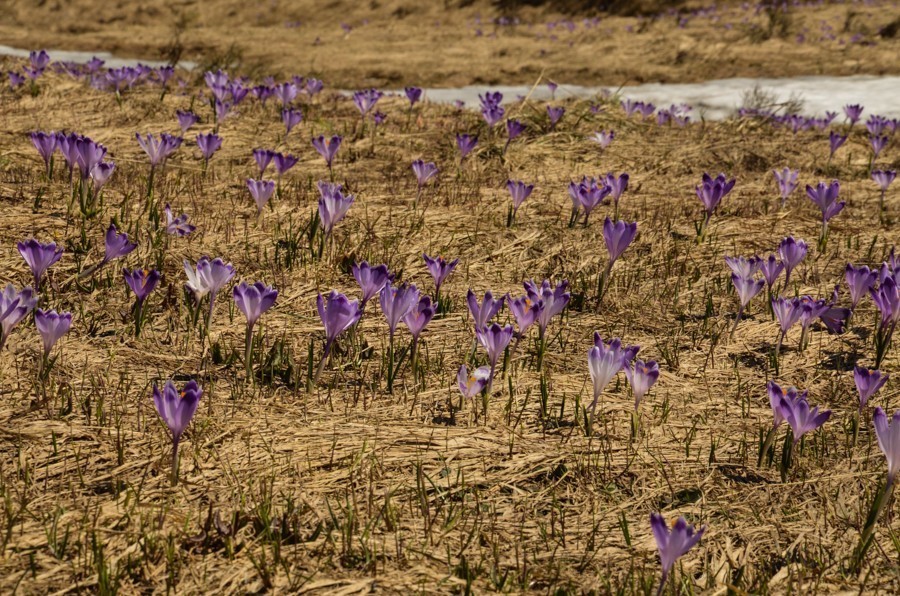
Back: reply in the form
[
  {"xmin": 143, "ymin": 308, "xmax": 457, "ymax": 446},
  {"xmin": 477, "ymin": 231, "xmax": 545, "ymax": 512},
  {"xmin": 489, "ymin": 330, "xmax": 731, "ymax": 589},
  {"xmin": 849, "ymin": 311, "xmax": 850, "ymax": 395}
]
[{"xmin": 1, "ymin": 1, "xmax": 900, "ymax": 594}]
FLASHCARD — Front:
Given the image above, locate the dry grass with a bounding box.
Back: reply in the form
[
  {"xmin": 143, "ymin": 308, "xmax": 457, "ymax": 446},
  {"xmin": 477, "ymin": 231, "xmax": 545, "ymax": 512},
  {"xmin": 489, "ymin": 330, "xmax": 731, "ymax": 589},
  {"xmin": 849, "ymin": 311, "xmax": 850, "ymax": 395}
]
[
  {"xmin": 0, "ymin": 47, "xmax": 899, "ymax": 594},
  {"xmin": 1, "ymin": 0, "xmax": 899, "ymax": 88}
]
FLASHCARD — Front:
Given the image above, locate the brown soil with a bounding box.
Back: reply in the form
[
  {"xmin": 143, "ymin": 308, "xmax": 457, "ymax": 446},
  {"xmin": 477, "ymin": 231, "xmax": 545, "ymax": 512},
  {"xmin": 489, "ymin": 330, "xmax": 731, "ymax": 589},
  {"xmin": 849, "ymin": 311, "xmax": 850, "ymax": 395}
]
[{"xmin": 0, "ymin": 4, "xmax": 899, "ymax": 594}]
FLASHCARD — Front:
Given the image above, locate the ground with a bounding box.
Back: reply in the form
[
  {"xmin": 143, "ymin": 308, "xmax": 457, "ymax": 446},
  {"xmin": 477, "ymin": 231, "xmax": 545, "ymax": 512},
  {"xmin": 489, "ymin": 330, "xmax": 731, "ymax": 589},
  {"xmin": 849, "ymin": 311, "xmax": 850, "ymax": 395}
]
[{"xmin": 1, "ymin": 1, "xmax": 900, "ymax": 594}]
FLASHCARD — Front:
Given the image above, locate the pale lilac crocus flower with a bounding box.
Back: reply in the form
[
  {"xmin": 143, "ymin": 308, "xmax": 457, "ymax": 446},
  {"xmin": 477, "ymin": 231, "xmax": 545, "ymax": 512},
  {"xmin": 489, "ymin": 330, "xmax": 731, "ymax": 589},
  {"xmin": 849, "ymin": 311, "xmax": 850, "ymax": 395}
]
[
  {"xmin": 777, "ymin": 237, "xmax": 807, "ymax": 287},
  {"xmin": 467, "ymin": 290, "xmax": 504, "ymax": 331},
  {"xmin": 872, "ymin": 170, "xmax": 896, "ymax": 212},
  {"xmin": 352, "ymin": 262, "xmax": 392, "ymax": 309},
  {"xmin": 773, "ymin": 167, "xmax": 799, "ymax": 207},
  {"xmin": 17, "ymin": 239, "xmax": 62, "ymax": 289},
  {"xmin": 855, "ymin": 366, "xmax": 888, "ymax": 411},
  {"xmin": 314, "ymin": 290, "xmax": 362, "ymax": 382},
  {"xmin": 34, "ymin": 308, "xmax": 72, "ymax": 360},
  {"xmin": 152, "ymin": 380, "xmax": 202, "ymax": 485},
  {"xmin": 624, "ymin": 359, "xmax": 659, "ymax": 411},
  {"xmin": 0, "ymin": 284, "xmax": 37, "ymax": 351},
  {"xmin": 650, "ymin": 513, "xmax": 706, "ymax": 596},
  {"xmin": 247, "ymin": 178, "xmax": 275, "ymax": 214},
  {"xmin": 845, "ymin": 264, "xmax": 877, "ymax": 309},
  {"xmin": 506, "ymin": 180, "xmax": 534, "ymax": 225},
  {"xmin": 233, "ymin": 281, "xmax": 278, "ymax": 379}
]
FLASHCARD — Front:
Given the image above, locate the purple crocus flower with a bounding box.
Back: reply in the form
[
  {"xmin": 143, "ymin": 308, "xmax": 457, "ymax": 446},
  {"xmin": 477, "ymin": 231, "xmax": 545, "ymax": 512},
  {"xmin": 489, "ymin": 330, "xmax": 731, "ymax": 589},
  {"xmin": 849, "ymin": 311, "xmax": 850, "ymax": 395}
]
[
  {"xmin": 773, "ymin": 167, "xmax": 799, "ymax": 207},
  {"xmin": 873, "ymin": 407, "xmax": 900, "ymax": 484},
  {"xmin": 828, "ymin": 131, "xmax": 848, "ymax": 158},
  {"xmin": 213, "ymin": 99, "xmax": 234, "ymax": 122},
  {"xmin": 124, "ymin": 268, "xmax": 161, "ymax": 303},
  {"xmin": 604, "ymin": 173, "xmax": 629, "ymax": 216},
  {"xmin": 274, "ymin": 82, "xmax": 298, "ymax": 106},
  {"xmin": 779, "ymin": 395, "xmax": 831, "ymax": 445},
  {"xmin": 352, "ymin": 262, "xmax": 393, "ymax": 308},
  {"xmin": 30, "ymin": 50, "xmax": 50, "ymax": 72},
  {"xmin": 412, "ymin": 160, "xmax": 439, "ymax": 188},
  {"xmin": 844, "ymin": 104, "xmax": 864, "ymax": 126},
  {"xmin": 506, "ymin": 180, "xmax": 534, "ymax": 218},
  {"xmin": 34, "ymin": 308, "xmax": 72, "ymax": 356},
  {"xmin": 777, "ymin": 237, "xmax": 807, "ymax": 286},
  {"xmin": 873, "ymin": 169, "xmax": 896, "ymax": 212},
  {"xmin": 732, "ymin": 274, "xmax": 764, "ymax": 309},
  {"xmin": 247, "ymin": 178, "xmax": 276, "ymax": 213},
  {"xmin": 855, "ymin": 366, "xmax": 888, "ymax": 411},
  {"xmin": 867, "ymin": 115, "xmax": 889, "ymax": 137},
  {"xmin": 525, "ymin": 279, "xmax": 570, "ymax": 339},
  {"xmin": 772, "ymin": 296, "xmax": 802, "ymax": 350},
  {"xmin": 871, "ymin": 277, "xmax": 900, "ymax": 329},
  {"xmin": 456, "ymin": 134, "xmax": 478, "ymax": 160},
  {"xmin": 482, "ymin": 104, "xmax": 504, "ymax": 127},
  {"xmin": 476, "ymin": 323, "xmax": 514, "ymax": 371},
  {"xmin": 871, "ymin": 135, "xmax": 889, "ymax": 159},
  {"xmin": 184, "ymin": 256, "xmax": 235, "ymax": 319},
  {"xmin": 17, "ymin": 239, "xmax": 62, "ymax": 288},
  {"xmin": 30, "ymin": 131, "xmax": 57, "ymax": 177},
  {"xmin": 650, "ymin": 513, "xmax": 706, "ymax": 595},
  {"xmin": 759, "ymin": 255, "xmax": 784, "ymax": 288},
  {"xmin": 603, "ymin": 218, "xmax": 637, "ymax": 265},
  {"xmin": 457, "ymin": 365, "xmax": 491, "ymax": 400},
  {"xmin": 104, "ymin": 223, "xmax": 137, "ymax": 263},
  {"xmin": 352, "ymin": 88, "xmax": 383, "ymax": 116},
  {"xmin": 588, "ymin": 335, "xmax": 638, "ymax": 411},
  {"xmin": 624, "ymin": 359, "xmax": 659, "ymax": 410},
  {"xmin": 509, "ymin": 294, "xmax": 542, "ymax": 335},
  {"xmin": 725, "ymin": 256, "xmax": 761, "ymax": 279},
  {"xmin": 819, "ymin": 286, "xmax": 851, "ymax": 335},
  {"xmin": 379, "ymin": 281, "xmax": 419, "ymax": 339},
  {"xmin": 272, "ymin": 152, "xmax": 299, "ymax": 176},
  {"xmin": 571, "ymin": 177, "xmax": 611, "ymax": 223},
  {"xmin": 282, "ymin": 108, "xmax": 303, "ymax": 135},
  {"xmin": 467, "ymin": 290, "xmax": 505, "ymax": 331},
  {"xmin": 312, "ymin": 135, "xmax": 342, "ymax": 169},
  {"xmin": 316, "ymin": 290, "xmax": 362, "ymax": 358},
  {"xmin": 73, "ymin": 136, "xmax": 107, "ymax": 180},
  {"xmin": 90, "ymin": 162, "xmax": 115, "ymax": 191},
  {"xmin": 0, "ymin": 284, "xmax": 37, "ymax": 351},
  {"xmin": 165, "ymin": 204, "xmax": 195, "ymax": 236},
  {"xmin": 767, "ymin": 381, "xmax": 807, "ymax": 429},
  {"xmin": 873, "ymin": 170, "xmax": 897, "ymax": 191},
  {"xmin": 797, "ymin": 295, "xmax": 829, "ymax": 339},
  {"xmin": 196, "ymin": 133, "xmax": 222, "ymax": 166},
  {"xmin": 253, "ymin": 148, "xmax": 275, "ymax": 175},
  {"xmin": 806, "ymin": 180, "xmax": 844, "ymax": 220},
  {"xmin": 402, "ymin": 296, "xmax": 436, "ymax": 340},
  {"xmin": 404, "ymin": 86, "xmax": 423, "ymax": 106},
  {"xmin": 317, "ymin": 181, "xmax": 354, "ymax": 235},
  {"xmin": 233, "ymin": 279, "xmax": 278, "ymax": 379},
  {"xmin": 696, "ymin": 172, "xmax": 736, "ymax": 225},
  {"xmin": 176, "ymin": 110, "xmax": 200, "ymax": 133},
  {"xmin": 589, "ymin": 130, "xmax": 614, "ymax": 150},
  {"xmin": 423, "ymin": 254, "xmax": 458, "ymax": 295},
  {"xmin": 8, "ymin": 72, "xmax": 26, "ymax": 89},
  {"xmin": 547, "ymin": 105, "xmax": 565, "ymax": 128},
  {"xmin": 136, "ymin": 133, "xmax": 182, "ymax": 168},
  {"xmin": 152, "ymin": 379, "xmax": 202, "ymax": 485},
  {"xmin": 305, "ymin": 78, "xmax": 324, "ymax": 96},
  {"xmin": 505, "ymin": 118, "xmax": 526, "ymax": 146},
  {"xmin": 845, "ymin": 264, "xmax": 877, "ymax": 309}
]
